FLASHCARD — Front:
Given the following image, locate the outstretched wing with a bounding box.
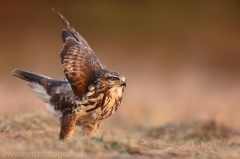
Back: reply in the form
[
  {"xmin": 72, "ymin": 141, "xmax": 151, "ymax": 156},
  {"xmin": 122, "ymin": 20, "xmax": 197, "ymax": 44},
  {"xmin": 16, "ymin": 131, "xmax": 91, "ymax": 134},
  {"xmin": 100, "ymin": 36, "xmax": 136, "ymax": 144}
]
[
  {"xmin": 52, "ymin": 8, "xmax": 107, "ymax": 70},
  {"xmin": 61, "ymin": 37, "xmax": 105, "ymax": 98},
  {"xmin": 52, "ymin": 9, "xmax": 107, "ymax": 98}
]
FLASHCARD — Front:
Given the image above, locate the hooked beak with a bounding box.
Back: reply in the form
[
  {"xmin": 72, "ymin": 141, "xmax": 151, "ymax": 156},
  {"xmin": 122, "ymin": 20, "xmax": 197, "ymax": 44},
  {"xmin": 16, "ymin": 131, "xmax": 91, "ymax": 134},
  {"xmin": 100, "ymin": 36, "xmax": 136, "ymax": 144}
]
[{"xmin": 120, "ymin": 77, "xmax": 126, "ymax": 87}]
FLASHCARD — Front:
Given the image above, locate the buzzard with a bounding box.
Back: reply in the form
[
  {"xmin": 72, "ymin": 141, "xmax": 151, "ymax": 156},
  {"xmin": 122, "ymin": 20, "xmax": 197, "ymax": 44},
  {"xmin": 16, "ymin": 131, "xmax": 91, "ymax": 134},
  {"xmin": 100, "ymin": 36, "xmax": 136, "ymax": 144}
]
[{"xmin": 11, "ymin": 9, "xmax": 126, "ymax": 140}]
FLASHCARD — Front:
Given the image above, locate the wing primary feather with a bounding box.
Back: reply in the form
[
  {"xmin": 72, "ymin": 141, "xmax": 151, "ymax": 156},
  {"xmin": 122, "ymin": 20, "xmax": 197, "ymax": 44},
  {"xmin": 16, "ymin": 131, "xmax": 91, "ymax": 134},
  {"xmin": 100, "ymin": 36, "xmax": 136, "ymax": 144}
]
[
  {"xmin": 52, "ymin": 8, "xmax": 107, "ymax": 70},
  {"xmin": 62, "ymin": 29, "xmax": 75, "ymax": 43},
  {"xmin": 52, "ymin": 8, "xmax": 86, "ymax": 45}
]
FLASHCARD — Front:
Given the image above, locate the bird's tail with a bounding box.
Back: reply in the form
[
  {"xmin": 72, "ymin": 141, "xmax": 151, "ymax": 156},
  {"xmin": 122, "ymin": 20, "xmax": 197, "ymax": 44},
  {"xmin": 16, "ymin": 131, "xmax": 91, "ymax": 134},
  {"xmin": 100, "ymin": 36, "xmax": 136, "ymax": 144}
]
[{"xmin": 11, "ymin": 68, "xmax": 51, "ymax": 85}]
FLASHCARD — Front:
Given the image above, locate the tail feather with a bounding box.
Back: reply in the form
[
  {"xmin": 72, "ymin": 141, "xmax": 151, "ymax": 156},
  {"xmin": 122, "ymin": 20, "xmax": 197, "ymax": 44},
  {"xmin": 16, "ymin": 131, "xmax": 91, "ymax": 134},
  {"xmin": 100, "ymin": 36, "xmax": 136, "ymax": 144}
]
[
  {"xmin": 11, "ymin": 68, "xmax": 51, "ymax": 84},
  {"xmin": 11, "ymin": 68, "xmax": 70, "ymax": 98}
]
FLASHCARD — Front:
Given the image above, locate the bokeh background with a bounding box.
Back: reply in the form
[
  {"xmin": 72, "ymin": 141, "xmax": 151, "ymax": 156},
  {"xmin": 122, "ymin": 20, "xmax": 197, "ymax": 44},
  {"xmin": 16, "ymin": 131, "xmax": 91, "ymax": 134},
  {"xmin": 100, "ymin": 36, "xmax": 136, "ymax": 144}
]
[{"xmin": 1, "ymin": 0, "xmax": 240, "ymax": 129}]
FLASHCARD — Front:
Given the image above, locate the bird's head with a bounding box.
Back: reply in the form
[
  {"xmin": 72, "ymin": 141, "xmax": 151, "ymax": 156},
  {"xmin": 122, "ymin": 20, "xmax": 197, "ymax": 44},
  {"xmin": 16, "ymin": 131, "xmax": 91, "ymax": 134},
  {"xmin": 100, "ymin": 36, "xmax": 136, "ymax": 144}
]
[
  {"xmin": 107, "ymin": 72, "xmax": 126, "ymax": 87},
  {"xmin": 95, "ymin": 71, "xmax": 126, "ymax": 91}
]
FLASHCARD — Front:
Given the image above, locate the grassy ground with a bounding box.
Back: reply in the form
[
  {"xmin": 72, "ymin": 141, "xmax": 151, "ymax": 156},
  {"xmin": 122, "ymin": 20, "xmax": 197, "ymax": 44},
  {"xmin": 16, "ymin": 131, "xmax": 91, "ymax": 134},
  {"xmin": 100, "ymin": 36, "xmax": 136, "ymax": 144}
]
[{"xmin": 1, "ymin": 113, "xmax": 240, "ymax": 159}]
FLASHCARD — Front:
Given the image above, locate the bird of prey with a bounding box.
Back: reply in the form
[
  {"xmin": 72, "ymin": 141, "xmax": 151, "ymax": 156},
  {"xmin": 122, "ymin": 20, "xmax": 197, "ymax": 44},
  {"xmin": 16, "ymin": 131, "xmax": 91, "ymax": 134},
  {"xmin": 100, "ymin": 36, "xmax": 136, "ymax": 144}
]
[{"xmin": 11, "ymin": 9, "xmax": 126, "ymax": 140}]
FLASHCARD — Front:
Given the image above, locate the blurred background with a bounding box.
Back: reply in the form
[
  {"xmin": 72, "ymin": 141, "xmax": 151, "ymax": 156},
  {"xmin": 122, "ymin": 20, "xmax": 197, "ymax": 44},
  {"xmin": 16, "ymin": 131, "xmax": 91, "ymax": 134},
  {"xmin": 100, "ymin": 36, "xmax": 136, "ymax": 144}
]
[{"xmin": 1, "ymin": 0, "xmax": 240, "ymax": 129}]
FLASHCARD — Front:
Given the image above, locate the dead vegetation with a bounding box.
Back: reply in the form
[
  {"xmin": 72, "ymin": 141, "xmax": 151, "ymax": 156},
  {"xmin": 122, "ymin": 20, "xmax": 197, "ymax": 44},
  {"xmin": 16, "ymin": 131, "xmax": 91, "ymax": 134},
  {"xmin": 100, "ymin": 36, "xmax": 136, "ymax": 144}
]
[
  {"xmin": 1, "ymin": 113, "xmax": 240, "ymax": 159},
  {"xmin": 146, "ymin": 120, "xmax": 239, "ymax": 141}
]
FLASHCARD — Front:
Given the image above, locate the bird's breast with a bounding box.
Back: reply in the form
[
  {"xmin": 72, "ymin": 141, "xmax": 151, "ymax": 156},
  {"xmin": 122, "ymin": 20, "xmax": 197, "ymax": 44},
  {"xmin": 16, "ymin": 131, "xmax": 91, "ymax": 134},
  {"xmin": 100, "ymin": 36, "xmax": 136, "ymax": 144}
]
[
  {"xmin": 99, "ymin": 86, "xmax": 124, "ymax": 119},
  {"xmin": 76, "ymin": 86, "xmax": 124, "ymax": 122}
]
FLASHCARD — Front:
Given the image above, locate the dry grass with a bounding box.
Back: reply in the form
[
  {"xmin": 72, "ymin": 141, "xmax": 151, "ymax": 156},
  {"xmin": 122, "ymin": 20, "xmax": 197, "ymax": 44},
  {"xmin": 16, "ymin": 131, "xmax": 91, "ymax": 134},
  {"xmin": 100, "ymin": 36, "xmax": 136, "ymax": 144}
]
[{"xmin": 1, "ymin": 113, "xmax": 240, "ymax": 159}]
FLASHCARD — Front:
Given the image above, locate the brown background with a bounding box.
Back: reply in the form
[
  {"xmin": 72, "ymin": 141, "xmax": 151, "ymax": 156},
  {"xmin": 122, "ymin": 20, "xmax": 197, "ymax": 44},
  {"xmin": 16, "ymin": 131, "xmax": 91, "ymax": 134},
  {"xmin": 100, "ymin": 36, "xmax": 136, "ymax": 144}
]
[{"xmin": 1, "ymin": 1, "xmax": 240, "ymax": 128}]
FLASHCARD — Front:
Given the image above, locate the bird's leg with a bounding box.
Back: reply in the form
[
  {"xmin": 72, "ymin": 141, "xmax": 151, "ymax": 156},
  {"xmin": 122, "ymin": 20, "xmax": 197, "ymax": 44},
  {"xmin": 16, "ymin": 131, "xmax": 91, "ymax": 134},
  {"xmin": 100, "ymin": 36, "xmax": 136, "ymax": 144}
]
[
  {"xmin": 59, "ymin": 114, "xmax": 77, "ymax": 140},
  {"xmin": 82, "ymin": 121, "xmax": 101, "ymax": 136}
]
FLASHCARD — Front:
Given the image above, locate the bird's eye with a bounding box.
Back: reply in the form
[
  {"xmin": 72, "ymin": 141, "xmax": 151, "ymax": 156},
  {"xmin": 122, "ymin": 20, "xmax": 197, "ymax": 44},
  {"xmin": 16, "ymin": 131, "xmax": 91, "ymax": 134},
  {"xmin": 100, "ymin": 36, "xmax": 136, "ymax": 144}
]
[{"xmin": 110, "ymin": 77, "xmax": 117, "ymax": 81}]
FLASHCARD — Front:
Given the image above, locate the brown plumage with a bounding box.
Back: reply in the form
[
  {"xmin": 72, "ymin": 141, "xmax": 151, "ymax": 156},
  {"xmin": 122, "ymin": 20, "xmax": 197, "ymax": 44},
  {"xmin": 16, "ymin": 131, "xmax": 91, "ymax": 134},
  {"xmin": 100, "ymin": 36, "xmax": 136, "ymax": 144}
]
[{"xmin": 11, "ymin": 9, "xmax": 126, "ymax": 140}]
